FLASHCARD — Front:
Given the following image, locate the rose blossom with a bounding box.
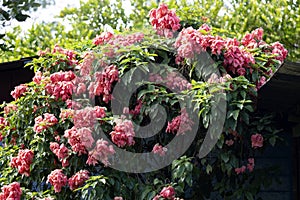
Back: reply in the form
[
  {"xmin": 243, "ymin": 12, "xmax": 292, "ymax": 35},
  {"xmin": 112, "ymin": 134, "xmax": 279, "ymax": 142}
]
[{"xmin": 251, "ymin": 133, "xmax": 264, "ymax": 148}]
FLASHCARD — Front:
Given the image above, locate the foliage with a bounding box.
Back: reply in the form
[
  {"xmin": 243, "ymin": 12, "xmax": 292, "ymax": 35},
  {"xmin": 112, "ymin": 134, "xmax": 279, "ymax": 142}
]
[
  {"xmin": 0, "ymin": 0, "xmax": 54, "ymax": 50},
  {"xmin": 0, "ymin": 4, "xmax": 288, "ymax": 200}
]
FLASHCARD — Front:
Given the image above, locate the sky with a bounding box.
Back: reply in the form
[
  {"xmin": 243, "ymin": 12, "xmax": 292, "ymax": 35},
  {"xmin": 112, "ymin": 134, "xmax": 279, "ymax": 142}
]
[{"xmin": 11, "ymin": 0, "xmax": 81, "ymax": 31}]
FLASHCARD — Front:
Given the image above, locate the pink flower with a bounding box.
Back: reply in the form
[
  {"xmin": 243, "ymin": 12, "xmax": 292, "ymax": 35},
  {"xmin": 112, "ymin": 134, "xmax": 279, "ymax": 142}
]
[
  {"xmin": 149, "ymin": 3, "xmax": 180, "ymax": 37},
  {"xmin": 110, "ymin": 118, "xmax": 135, "ymax": 147},
  {"xmin": 64, "ymin": 127, "xmax": 87, "ymax": 155},
  {"xmin": 235, "ymin": 166, "xmax": 246, "ymax": 175},
  {"xmin": 129, "ymin": 100, "xmax": 143, "ymax": 116},
  {"xmin": 225, "ymin": 139, "xmax": 234, "ymax": 146},
  {"xmin": 33, "ymin": 113, "xmax": 58, "ymax": 133},
  {"xmin": 4, "ymin": 104, "xmax": 17, "ymax": 115},
  {"xmin": 45, "ymin": 71, "xmax": 76, "ymax": 101},
  {"xmin": 50, "ymin": 142, "xmax": 70, "ymax": 166},
  {"xmin": 68, "ymin": 170, "xmax": 89, "ymax": 190},
  {"xmin": 88, "ymin": 65, "xmax": 119, "ymax": 103},
  {"xmin": 0, "ymin": 182, "xmax": 22, "ymax": 200},
  {"xmin": 93, "ymin": 31, "xmax": 114, "ymax": 45},
  {"xmin": 223, "ymin": 45, "xmax": 255, "ymax": 75},
  {"xmin": 241, "ymin": 28, "xmax": 264, "ymax": 48},
  {"xmin": 33, "ymin": 71, "xmax": 44, "ymax": 84},
  {"xmin": 94, "ymin": 106, "xmax": 106, "ymax": 118},
  {"xmin": 78, "ymin": 52, "xmax": 95, "ymax": 76},
  {"xmin": 199, "ymin": 23, "xmax": 211, "ymax": 32},
  {"xmin": 10, "ymin": 149, "xmax": 34, "ymax": 176},
  {"xmin": 160, "ymin": 186, "xmax": 176, "ymax": 199},
  {"xmin": 271, "ymin": 42, "xmax": 288, "ymax": 62},
  {"xmin": 52, "ymin": 45, "xmax": 78, "ymax": 66},
  {"xmin": 152, "ymin": 144, "xmax": 167, "ymax": 156},
  {"xmin": 256, "ymin": 76, "xmax": 266, "ymax": 89},
  {"xmin": 114, "ymin": 197, "xmax": 123, "ymax": 200},
  {"xmin": 78, "ymin": 127, "xmax": 95, "ymax": 149},
  {"xmin": 166, "ymin": 109, "xmax": 193, "ymax": 135},
  {"xmin": 86, "ymin": 139, "xmax": 115, "ymax": 166},
  {"xmin": 251, "ymin": 133, "xmax": 264, "ymax": 148},
  {"xmin": 47, "ymin": 169, "xmax": 68, "ymax": 193},
  {"xmin": 247, "ymin": 158, "xmax": 255, "ymax": 172},
  {"xmin": 11, "ymin": 84, "xmax": 27, "ymax": 100}
]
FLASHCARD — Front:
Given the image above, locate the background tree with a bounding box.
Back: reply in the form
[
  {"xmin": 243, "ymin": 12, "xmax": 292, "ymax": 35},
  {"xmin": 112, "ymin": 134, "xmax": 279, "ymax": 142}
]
[
  {"xmin": 1, "ymin": 0, "xmax": 299, "ymax": 62},
  {"xmin": 0, "ymin": 0, "xmax": 54, "ymax": 50}
]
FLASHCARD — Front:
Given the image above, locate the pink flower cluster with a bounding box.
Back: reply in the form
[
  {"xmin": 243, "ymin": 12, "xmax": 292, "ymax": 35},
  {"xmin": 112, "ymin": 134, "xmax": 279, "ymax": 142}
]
[
  {"xmin": 68, "ymin": 170, "xmax": 89, "ymax": 190},
  {"xmin": 152, "ymin": 143, "xmax": 167, "ymax": 156},
  {"xmin": 50, "ymin": 142, "xmax": 70, "ymax": 167},
  {"xmin": 45, "ymin": 71, "xmax": 76, "ymax": 101},
  {"xmin": 127, "ymin": 99, "xmax": 143, "ymax": 116},
  {"xmin": 166, "ymin": 109, "xmax": 193, "ymax": 135},
  {"xmin": 149, "ymin": 3, "xmax": 181, "ymax": 37},
  {"xmin": 93, "ymin": 31, "xmax": 114, "ymax": 46},
  {"xmin": 0, "ymin": 182, "xmax": 22, "ymax": 200},
  {"xmin": 110, "ymin": 118, "xmax": 135, "ymax": 148},
  {"xmin": 153, "ymin": 186, "xmax": 176, "ymax": 200},
  {"xmin": 47, "ymin": 169, "xmax": 68, "ymax": 193},
  {"xmin": 52, "ymin": 45, "xmax": 78, "ymax": 66},
  {"xmin": 88, "ymin": 65, "xmax": 119, "ymax": 103},
  {"xmin": 64, "ymin": 127, "xmax": 91, "ymax": 155},
  {"xmin": 223, "ymin": 40, "xmax": 255, "ymax": 76},
  {"xmin": 235, "ymin": 158, "xmax": 255, "ymax": 174},
  {"xmin": 251, "ymin": 133, "xmax": 264, "ymax": 148},
  {"xmin": 10, "ymin": 149, "xmax": 34, "ymax": 176},
  {"xmin": 10, "ymin": 84, "xmax": 28, "ymax": 100},
  {"xmin": 241, "ymin": 28, "xmax": 264, "ymax": 48},
  {"xmin": 114, "ymin": 197, "xmax": 123, "ymax": 200},
  {"xmin": 32, "ymin": 71, "xmax": 44, "ymax": 84},
  {"xmin": 256, "ymin": 76, "xmax": 266, "ymax": 90},
  {"xmin": 107, "ymin": 33, "xmax": 144, "ymax": 47},
  {"xmin": 93, "ymin": 31, "xmax": 144, "ymax": 54},
  {"xmin": 207, "ymin": 73, "xmax": 232, "ymax": 84},
  {"xmin": 86, "ymin": 139, "xmax": 115, "ymax": 166},
  {"xmin": 4, "ymin": 104, "xmax": 17, "ymax": 115},
  {"xmin": 73, "ymin": 106, "xmax": 106, "ymax": 128},
  {"xmin": 78, "ymin": 52, "xmax": 95, "ymax": 76},
  {"xmin": 271, "ymin": 42, "xmax": 288, "ymax": 62},
  {"xmin": 33, "ymin": 113, "xmax": 58, "ymax": 133},
  {"xmin": 148, "ymin": 72, "xmax": 191, "ymax": 91}
]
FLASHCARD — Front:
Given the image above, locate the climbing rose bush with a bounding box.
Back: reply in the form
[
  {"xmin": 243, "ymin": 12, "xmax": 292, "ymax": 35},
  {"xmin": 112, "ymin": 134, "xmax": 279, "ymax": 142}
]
[{"xmin": 0, "ymin": 3, "xmax": 287, "ymax": 200}]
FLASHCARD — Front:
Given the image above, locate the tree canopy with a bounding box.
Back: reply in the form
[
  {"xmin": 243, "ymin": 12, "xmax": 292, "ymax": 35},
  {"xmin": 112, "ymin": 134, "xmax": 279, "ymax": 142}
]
[{"xmin": 0, "ymin": 0, "xmax": 299, "ymax": 62}]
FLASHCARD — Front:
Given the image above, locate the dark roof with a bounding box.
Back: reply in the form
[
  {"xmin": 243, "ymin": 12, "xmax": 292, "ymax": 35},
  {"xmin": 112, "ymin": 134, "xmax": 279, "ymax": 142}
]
[
  {"xmin": 0, "ymin": 56, "xmax": 37, "ymax": 71},
  {"xmin": 258, "ymin": 61, "xmax": 300, "ymax": 113}
]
